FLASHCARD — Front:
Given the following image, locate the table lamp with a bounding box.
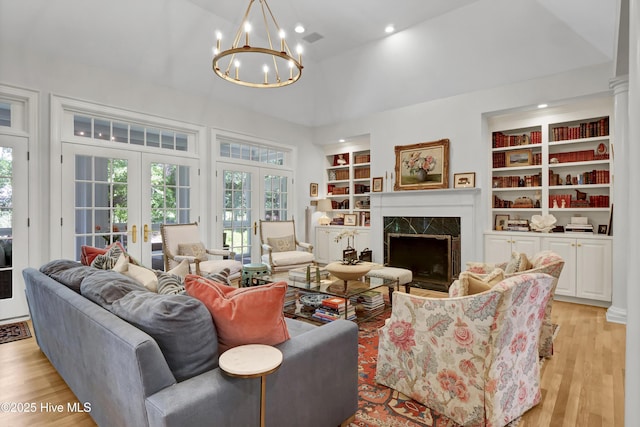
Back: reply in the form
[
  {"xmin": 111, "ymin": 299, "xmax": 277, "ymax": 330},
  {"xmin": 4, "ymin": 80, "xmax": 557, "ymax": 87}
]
[{"xmin": 317, "ymin": 199, "xmax": 333, "ymax": 225}]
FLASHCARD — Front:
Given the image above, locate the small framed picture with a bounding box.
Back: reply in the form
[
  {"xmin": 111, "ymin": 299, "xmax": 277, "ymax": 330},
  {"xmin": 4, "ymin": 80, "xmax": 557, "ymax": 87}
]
[
  {"xmin": 309, "ymin": 183, "xmax": 318, "ymax": 197},
  {"xmin": 598, "ymin": 224, "xmax": 608, "ymax": 235},
  {"xmin": 505, "ymin": 149, "xmax": 532, "ymax": 167},
  {"xmin": 372, "ymin": 177, "xmax": 383, "ymax": 192},
  {"xmin": 495, "ymin": 214, "xmax": 510, "ymax": 231},
  {"xmin": 344, "ymin": 213, "xmax": 357, "ymax": 226},
  {"xmin": 454, "ymin": 172, "xmax": 476, "ymax": 188}
]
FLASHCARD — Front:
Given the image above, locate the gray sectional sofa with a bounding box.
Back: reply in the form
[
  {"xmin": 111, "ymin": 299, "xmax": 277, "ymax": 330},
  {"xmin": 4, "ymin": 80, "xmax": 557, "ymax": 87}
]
[{"xmin": 23, "ymin": 262, "xmax": 359, "ymax": 427}]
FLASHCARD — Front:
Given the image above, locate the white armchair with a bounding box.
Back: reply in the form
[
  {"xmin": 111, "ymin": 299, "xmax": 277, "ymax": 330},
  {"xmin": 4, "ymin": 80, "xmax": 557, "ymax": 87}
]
[
  {"xmin": 259, "ymin": 219, "xmax": 314, "ymax": 272},
  {"xmin": 160, "ymin": 222, "xmax": 242, "ymax": 281}
]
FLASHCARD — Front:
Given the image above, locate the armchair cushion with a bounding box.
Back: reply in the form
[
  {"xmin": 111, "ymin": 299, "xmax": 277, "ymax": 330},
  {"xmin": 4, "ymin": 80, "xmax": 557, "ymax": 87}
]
[
  {"xmin": 504, "ymin": 251, "xmax": 532, "ymax": 274},
  {"xmin": 262, "ymin": 250, "xmax": 314, "ymax": 267},
  {"xmin": 177, "ymin": 242, "xmax": 208, "ymax": 262},
  {"xmin": 267, "ymin": 235, "xmax": 296, "ymax": 252},
  {"xmin": 185, "ymin": 275, "xmax": 290, "ymax": 352}
]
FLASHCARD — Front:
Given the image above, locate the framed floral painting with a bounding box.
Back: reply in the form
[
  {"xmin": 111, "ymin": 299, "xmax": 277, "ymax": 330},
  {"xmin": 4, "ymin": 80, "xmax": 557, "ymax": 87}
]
[{"xmin": 394, "ymin": 139, "xmax": 449, "ymax": 191}]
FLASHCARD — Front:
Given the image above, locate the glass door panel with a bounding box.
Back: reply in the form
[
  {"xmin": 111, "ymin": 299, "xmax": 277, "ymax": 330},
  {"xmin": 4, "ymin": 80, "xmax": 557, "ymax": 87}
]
[{"xmin": 0, "ymin": 136, "xmax": 28, "ymax": 321}]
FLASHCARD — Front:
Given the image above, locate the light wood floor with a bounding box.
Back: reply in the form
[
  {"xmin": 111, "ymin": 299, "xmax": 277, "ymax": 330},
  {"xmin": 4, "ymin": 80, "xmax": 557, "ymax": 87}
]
[{"xmin": 0, "ymin": 292, "xmax": 626, "ymax": 426}]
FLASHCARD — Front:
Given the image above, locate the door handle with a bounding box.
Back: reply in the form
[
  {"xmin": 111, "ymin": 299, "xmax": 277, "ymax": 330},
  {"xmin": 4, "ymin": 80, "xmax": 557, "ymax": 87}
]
[
  {"xmin": 130, "ymin": 225, "xmax": 137, "ymax": 244},
  {"xmin": 254, "ymin": 222, "xmax": 257, "ymax": 235},
  {"xmin": 144, "ymin": 224, "xmax": 150, "ymax": 242}
]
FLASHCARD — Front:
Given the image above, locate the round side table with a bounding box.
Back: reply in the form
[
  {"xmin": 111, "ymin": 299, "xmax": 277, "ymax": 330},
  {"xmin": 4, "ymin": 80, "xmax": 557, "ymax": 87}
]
[{"xmin": 219, "ymin": 344, "xmax": 283, "ymax": 427}]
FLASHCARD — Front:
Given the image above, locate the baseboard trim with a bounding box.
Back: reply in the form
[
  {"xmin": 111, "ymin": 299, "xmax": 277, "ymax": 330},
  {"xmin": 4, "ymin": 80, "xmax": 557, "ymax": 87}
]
[{"xmin": 606, "ymin": 306, "xmax": 627, "ymax": 324}]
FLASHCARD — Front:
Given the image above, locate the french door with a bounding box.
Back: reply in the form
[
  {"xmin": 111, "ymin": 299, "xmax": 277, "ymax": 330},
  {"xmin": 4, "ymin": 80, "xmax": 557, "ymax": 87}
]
[
  {"xmin": 0, "ymin": 135, "xmax": 29, "ymax": 321},
  {"xmin": 217, "ymin": 163, "xmax": 292, "ymax": 264},
  {"xmin": 61, "ymin": 144, "xmax": 199, "ymax": 268}
]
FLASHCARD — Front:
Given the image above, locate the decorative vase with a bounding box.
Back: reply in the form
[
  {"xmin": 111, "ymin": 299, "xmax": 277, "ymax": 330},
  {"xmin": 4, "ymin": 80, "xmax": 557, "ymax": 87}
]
[{"xmin": 415, "ymin": 169, "xmax": 428, "ymax": 182}]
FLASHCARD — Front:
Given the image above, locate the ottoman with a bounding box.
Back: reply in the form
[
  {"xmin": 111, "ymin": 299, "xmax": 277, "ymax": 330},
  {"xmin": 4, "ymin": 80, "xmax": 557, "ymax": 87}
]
[{"xmin": 366, "ymin": 267, "xmax": 413, "ymax": 293}]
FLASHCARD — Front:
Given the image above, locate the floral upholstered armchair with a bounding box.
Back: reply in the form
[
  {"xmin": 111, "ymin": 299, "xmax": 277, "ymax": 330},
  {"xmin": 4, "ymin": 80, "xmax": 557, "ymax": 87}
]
[
  {"xmin": 450, "ymin": 250, "xmax": 564, "ymax": 358},
  {"xmin": 376, "ymin": 273, "xmax": 555, "ymax": 427}
]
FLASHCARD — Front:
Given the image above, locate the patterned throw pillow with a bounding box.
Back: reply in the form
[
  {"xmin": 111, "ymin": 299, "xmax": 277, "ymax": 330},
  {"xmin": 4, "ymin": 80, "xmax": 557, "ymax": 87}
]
[
  {"xmin": 267, "ymin": 235, "xmax": 295, "ymax": 253},
  {"xmin": 177, "ymin": 242, "xmax": 208, "ymax": 262},
  {"xmin": 157, "ymin": 272, "xmax": 186, "ymax": 295},
  {"xmin": 91, "ymin": 244, "xmax": 124, "ymax": 270},
  {"xmin": 504, "ymin": 252, "xmax": 531, "ymax": 275},
  {"xmin": 204, "ymin": 268, "xmax": 231, "ymax": 286},
  {"xmin": 81, "ymin": 242, "xmax": 125, "ymax": 266}
]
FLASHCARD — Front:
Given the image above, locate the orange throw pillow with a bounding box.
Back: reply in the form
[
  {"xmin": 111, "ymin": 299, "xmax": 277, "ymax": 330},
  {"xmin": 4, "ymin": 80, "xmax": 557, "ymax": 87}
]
[{"xmin": 185, "ymin": 275, "xmax": 290, "ymax": 352}]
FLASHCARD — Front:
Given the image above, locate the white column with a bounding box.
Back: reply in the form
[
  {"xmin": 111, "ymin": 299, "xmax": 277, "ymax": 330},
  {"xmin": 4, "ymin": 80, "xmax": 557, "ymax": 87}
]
[
  {"xmin": 607, "ymin": 77, "xmax": 628, "ymax": 323},
  {"xmin": 626, "ymin": 0, "xmax": 640, "ymax": 425}
]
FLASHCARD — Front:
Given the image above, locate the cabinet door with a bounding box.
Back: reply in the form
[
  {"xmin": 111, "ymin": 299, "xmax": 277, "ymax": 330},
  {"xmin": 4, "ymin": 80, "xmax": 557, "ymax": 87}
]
[
  {"xmin": 511, "ymin": 235, "xmax": 540, "ymax": 259},
  {"xmin": 315, "ymin": 228, "xmax": 332, "ymax": 264},
  {"xmin": 543, "ymin": 237, "xmax": 577, "ymax": 297},
  {"xmin": 576, "ymin": 239, "xmax": 612, "ymax": 301},
  {"xmin": 484, "ymin": 234, "xmax": 513, "ymax": 263}
]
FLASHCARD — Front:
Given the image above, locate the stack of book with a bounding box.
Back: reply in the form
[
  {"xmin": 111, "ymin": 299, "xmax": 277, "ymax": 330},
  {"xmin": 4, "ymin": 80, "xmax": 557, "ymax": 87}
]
[
  {"xmin": 312, "ymin": 297, "xmax": 356, "ymax": 323},
  {"xmin": 351, "ymin": 290, "xmax": 385, "ymax": 316},
  {"xmin": 564, "ymin": 216, "xmax": 594, "ymax": 233}
]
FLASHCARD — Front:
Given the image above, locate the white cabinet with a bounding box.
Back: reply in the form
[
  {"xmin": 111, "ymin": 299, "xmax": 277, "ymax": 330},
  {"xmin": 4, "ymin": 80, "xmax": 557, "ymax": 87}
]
[
  {"xmin": 543, "ymin": 236, "xmax": 612, "ymax": 301},
  {"xmin": 484, "ymin": 232, "xmax": 541, "ymax": 264},
  {"xmin": 315, "ymin": 226, "xmax": 370, "ymax": 264}
]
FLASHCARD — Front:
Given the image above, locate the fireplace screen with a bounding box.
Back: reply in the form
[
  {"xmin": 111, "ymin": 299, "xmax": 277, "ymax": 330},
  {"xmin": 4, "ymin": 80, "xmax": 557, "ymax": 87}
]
[{"xmin": 387, "ymin": 233, "xmax": 460, "ymax": 291}]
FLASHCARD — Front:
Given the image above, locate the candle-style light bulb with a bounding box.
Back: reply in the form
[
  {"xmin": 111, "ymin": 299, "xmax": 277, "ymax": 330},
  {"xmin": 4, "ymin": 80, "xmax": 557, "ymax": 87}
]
[
  {"xmin": 234, "ymin": 60, "xmax": 240, "ymax": 80},
  {"xmin": 296, "ymin": 44, "xmax": 303, "ymax": 65},
  {"xmin": 263, "ymin": 64, "xmax": 269, "ymax": 84},
  {"xmin": 289, "ymin": 60, "xmax": 294, "ymax": 80},
  {"xmin": 216, "ymin": 31, "xmax": 222, "ymax": 49},
  {"xmin": 244, "ymin": 22, "xmax": 251, "ymax": 46},
  {"xmin": 279, "ymin": 29, "xmax": 286, "ymax": 52}
]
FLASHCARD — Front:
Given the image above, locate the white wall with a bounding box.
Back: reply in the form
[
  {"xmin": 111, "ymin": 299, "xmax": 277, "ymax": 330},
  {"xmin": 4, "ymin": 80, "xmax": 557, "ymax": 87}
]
[{"xmin": 0, "ymin": 44, "xmax": 324, "ymax": 264}]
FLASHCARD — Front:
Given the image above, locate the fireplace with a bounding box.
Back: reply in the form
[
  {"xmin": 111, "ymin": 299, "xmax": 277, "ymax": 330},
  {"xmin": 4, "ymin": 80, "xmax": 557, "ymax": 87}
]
[
  {"xmin": 387, "ymin": 233, "xmax": 460, "ymax": 291},
  {"xmin": 383, "ymin": 216, "xmax": 461, "ymax": 292}
]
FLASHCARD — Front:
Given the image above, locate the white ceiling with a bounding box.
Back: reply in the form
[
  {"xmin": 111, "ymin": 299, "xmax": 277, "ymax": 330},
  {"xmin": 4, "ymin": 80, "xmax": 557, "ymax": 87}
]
[{"xmin": 0, "ymin": 0, "xmax": 618, "ymax": 128}]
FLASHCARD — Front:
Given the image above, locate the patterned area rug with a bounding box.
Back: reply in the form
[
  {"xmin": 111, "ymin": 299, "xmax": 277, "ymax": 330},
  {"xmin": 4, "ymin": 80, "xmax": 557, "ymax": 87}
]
[
  {"xmin": 0, "ymin": 321, "xmax": 32, "ymax": 344},
  {"xmin": 352, "ymin": 316, "xmax": 539, "ymax": 427}
]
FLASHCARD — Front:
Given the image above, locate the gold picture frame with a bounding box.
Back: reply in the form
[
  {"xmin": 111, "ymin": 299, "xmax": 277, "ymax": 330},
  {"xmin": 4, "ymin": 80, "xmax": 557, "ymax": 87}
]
[
  {"xmin": 505, "ymin": 149, "xmax": 532, "ymax": 167},
  {"xmin": 372, "ymin": 177, "xmax": 383, "ymax": 192},
  {"xmin": 454, "ymin": 172, "xmax": 476, "ymax": 188},
  {"xmin": 309, "ymin": 182, "xmax": 318, "ymax": 197},
  {"xmin": 394, "ymin": 139, "xmax": 449, "ymax": 191},
  {"xmin": 344, "ymin": 213, "xmax": 357, "ymax": 226}
]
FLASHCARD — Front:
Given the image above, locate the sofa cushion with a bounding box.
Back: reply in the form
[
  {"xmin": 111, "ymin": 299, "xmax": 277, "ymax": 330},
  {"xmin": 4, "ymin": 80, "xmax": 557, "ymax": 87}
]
[
  {"xmin": 111, "ymin": 290, "xmax": 218, "ymax": 382},
  {"xmin": 267, "ymin": 235, "xmax": 296, "ymax": 252},
  {"xmin": 185, "ymin": 275, "xmax": 290, "ymax": 352},
  {"xmin": 80, "ymin": 269, "xmax": 148, "ymax": 310},
  {"xmin": 263, "ymin": 250, "xmax": 314, "ymax": 267}
]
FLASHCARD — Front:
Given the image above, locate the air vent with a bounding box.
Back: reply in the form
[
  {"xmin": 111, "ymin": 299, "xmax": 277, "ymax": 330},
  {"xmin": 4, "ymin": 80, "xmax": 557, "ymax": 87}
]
[{"xmin": 303, "ymin": 32, "xmax": 324, "ymax": 43}]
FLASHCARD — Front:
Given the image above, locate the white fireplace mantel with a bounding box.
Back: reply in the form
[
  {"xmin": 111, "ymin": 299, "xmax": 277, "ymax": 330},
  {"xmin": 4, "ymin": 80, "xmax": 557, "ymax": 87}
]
[{"xmin": 369, "ymin": 188, "xmax": 482, "ymax": 267}]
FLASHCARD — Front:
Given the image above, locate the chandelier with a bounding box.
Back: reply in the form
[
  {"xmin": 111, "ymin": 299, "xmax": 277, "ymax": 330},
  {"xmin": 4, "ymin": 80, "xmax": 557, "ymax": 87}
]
[{"xmin": 212, "ymin": 0, "xmax": 303, "ymax": 88}]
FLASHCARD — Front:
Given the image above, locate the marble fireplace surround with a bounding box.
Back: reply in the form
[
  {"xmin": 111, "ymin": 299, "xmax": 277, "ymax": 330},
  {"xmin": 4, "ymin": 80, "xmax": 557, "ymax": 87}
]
[{"xmin": 369, "ymin": 188, "xmax": 482, "ymax": 270}]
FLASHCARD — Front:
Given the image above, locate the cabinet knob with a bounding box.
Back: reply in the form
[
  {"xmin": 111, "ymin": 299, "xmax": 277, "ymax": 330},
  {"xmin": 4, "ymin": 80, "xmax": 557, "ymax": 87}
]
[
  {"xmin": 577, "ymin": 243, "xmax": 582, "ymax": 247},
  {"xmin": 571, "ymin": 243, "xmax": 576, "ymax": 247}
]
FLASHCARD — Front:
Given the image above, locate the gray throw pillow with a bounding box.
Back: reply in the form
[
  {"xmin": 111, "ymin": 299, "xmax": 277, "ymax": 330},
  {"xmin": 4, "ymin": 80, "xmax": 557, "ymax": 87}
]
[
  {"xmin": 80, "ymin": 269, "xmax": 148, "ymax": 310},
  {"xmin": 40, "ymin": 260, "xmax": 98, "ymax": 293},
  {"xmin": 111, "ymin": 291, "xmax": 218, "ymax": 382}
]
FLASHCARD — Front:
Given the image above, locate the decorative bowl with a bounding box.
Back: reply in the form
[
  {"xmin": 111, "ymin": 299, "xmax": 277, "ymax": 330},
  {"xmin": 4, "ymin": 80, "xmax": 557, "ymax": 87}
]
[
  {"xmin": 326, "ymin": 261, "xmax": 372, "ymax": 282},
  {"xmin": 299, "ymin": 294, "xmax": 331, "ymax": 308}
]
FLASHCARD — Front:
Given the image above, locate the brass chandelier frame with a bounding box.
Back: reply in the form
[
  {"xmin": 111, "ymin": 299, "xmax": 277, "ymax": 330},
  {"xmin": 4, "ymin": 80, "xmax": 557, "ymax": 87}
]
[{"xmin": 212, "ymin": 0, "xmax": 303, "ymax": 88}]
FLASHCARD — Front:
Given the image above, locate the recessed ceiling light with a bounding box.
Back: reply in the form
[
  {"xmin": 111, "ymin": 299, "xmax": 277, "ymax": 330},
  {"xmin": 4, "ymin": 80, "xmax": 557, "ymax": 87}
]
[
  {"xmin": 385, "ymin": 25, "xmax": 395, "ymax": 34},
  {"xmin": 538, "ymin": 103, "xmax": 548, "ymax": 109},
  {"xmin": 338, "ymin": 139, "xmax": 346, "ymax": 143},
  {"xmin": 295, "ymin": 24, "xmax": 305, "ymax": 34}
]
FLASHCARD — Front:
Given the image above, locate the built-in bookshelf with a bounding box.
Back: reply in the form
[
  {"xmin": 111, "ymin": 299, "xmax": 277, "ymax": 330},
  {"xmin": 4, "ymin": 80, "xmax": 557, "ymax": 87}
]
[{"xmin": 489, "ymin": 101, "xmax": 612, "ymax": 232}]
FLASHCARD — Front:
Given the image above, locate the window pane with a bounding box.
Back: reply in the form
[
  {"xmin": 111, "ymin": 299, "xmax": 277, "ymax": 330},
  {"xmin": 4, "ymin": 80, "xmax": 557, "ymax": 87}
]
[
  {"xmin": 161, "ymin": 131, "xmax": 174, "ymax": 150},
  {"xmin": 176, "ymin": 134, "xmax": 188, "ymax": 151},
  {"xmin": 131, "ymin": 125, "xmax": 145, "ymax": 145},
  {"xmin": 74, "ymin": 115, "xmax": 92, "ymax": 137},
  {"xmin": 75, "ymin": 182, "xmax": 92, "ymax": 207},
  {"xmin": 220, "ymin": 142, "xmax": 231, "ymax": 158},
  {"xmin": 75, "ymin": 155, "xmax": 92, "ymax": 180},
  {"xmin": 113, "ymin": 122, "xmax": 129, "ymax": 143},
  {"xmin": 0, "ymin": 102, "xmax": 11, "ymax": 127},
  {"xmin": 94, "ymin": 119, "xmax": 111, "ymax": 141},
  {"xmin": 147, "ymin": 129, "xmax": 160, "ymax": 148}
]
